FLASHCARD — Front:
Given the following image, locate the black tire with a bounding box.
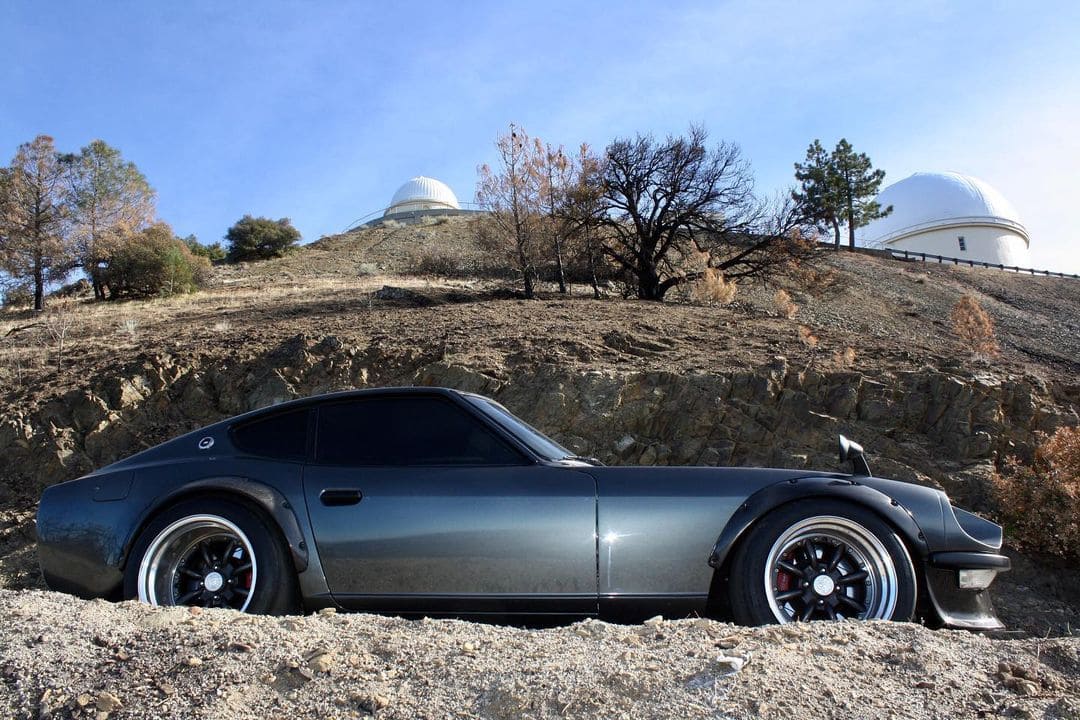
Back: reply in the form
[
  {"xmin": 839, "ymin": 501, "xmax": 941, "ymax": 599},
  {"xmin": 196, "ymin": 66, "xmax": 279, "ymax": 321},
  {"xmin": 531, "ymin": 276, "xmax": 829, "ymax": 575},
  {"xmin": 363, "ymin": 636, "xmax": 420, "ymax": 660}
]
[
  {"xmin": 729, "ymin": 499, "xmax": 917, "ymax": 625},
  {"xmin": 124, "ymin": 497, "xmax": 300, "ymax": 615}
]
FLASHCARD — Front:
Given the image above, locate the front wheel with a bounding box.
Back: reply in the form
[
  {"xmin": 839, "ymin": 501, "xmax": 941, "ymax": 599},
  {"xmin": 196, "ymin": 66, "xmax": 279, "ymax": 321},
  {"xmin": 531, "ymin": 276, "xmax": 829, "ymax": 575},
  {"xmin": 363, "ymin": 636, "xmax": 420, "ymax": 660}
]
[
  {"xmin": 729, "ymin": 500, "xmax": 917, "ymax": 625},
  {"xmin": 124, "ymin": 497, "xmax": 300, "ymax": 615}
]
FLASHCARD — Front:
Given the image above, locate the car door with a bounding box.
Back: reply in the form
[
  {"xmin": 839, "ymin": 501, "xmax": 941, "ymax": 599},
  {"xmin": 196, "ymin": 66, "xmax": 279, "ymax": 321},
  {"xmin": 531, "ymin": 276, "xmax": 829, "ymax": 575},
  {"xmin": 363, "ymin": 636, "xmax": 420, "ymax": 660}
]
[{"xmin": 302, "ymin": 393, "xmax": 598, "ymax": 615}]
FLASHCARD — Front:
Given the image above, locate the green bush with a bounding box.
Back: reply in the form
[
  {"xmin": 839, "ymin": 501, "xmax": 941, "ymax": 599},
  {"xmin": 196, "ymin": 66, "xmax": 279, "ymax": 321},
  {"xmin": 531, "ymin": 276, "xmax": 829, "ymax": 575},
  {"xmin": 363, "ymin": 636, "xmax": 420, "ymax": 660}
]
[
  {"xmin": 183, "ymin": 235, "xmax": 227, "ymax": 262},
  {"xmin": 103, "ymin": 223, "xmax": 210, "ymax": 299},
  {"xmin": 225, "ymin": 215, "xmax": 300, "ymax": 262}
]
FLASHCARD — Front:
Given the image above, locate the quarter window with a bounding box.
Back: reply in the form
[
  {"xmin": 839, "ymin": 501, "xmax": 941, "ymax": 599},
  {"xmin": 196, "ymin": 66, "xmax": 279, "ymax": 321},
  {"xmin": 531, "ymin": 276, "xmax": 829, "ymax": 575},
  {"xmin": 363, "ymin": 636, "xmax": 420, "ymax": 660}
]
[
  {"xmin": 315, "ymin": 396, "xmax": 526, "ymax": 466},
  {"xmin": 231, "ymin": 408, "xmax": 309, "ymax": 461}
]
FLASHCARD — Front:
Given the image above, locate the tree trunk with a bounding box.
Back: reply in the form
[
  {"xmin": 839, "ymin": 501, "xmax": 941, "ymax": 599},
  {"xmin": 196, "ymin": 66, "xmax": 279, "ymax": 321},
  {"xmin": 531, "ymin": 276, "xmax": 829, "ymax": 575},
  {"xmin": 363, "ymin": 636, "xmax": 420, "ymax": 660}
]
[
  {"xmin": 554, "ymin": 235, "xmax": 567, "ymax": 294},
  {"xmin": 637, "ymin": 262, "xmax": 664, "ymax": 300},
  {"xmin": 847, "ymin": 189, "xmax": 856, "ymax": 249},
  {"xmin": 587, "ymin": 237, "xmax": 601, "ymax": 299},
  {"xmin": 33, "ymin": 265, "xmax": 44, "ymax": 312},
  {"xmin": 832, "ymin": 218, "xmax": 841, "ymax": 248}
]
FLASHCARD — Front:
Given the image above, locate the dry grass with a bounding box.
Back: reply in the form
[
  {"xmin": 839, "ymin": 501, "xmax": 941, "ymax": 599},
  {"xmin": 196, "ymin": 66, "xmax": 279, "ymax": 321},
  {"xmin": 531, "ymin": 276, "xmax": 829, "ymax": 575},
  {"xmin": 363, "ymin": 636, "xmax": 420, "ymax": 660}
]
[
  {"xmin": 994, "ymin": 426, "xmax": 1080, "ymax": 562},
  {"xmin": 797, "ymin": 325, "xmax": 818, "ymax": 349},
  {"xmin": 831, "ymin": 346, "xmax": 857, "ymax": 369},
  {"xmin": 950, "ymin": 294, "xmax": 999, "ymax": 357},
  {"xmin": 691, "ymin": 268, "xmax": 737, "ymax": 304},
  {"xmin": 773, "ymin": 288, "xmax": 798, "ymax": 319}
]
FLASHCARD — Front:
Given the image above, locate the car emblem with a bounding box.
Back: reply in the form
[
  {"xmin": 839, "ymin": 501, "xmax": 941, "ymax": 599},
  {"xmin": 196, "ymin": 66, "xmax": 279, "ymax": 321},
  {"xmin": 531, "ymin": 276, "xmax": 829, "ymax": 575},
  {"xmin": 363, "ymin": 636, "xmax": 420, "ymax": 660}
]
[{"xmin": 198, "ymin": 437, "xmax": 215, "ymax": 450}]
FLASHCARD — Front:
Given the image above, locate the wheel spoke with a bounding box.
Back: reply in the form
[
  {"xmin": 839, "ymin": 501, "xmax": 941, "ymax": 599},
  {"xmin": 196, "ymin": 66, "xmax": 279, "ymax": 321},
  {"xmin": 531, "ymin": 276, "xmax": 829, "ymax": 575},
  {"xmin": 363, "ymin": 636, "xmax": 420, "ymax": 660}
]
[
  {"xmin": 200, "ymin": 541, "xmax": 215, "ymax": 567},
  {"xmin": 232, "ymin": 562, "xmax": 252, "ymax": 575},
  {"xmin": 827, "ymin": 543, "xmax": 846, "ymax": 571},
  {"xmin": 176, "ymin": 588, "xmax": 203, "ymax": 605},
  {"xmin": 803, "ymin": 539, "xmax": 819, "ymax": 571},
  {"xmin": 774, "ymin": 589, "xmax": 803, "ymax": 602},
  {"xmin": 825, "ymin": 604, "xmax": 837, "ymax": 620},
  {"xmin": 839, "ymin": 595, "xmax": 866, "ymax": 613},
  {"xmin": 180, "ymin": 568, "xmax": 202, "ymax": 579},
  {"xmin": 221, "ymin": 538, "xmax": 238, "ymax": 562},
  {"xmin": 799, "ymin": 603, "xmax": 815, "ymax": 621},
  {"xmin": 233, "ymin": 586, "xmax": 249, "ymax": 596},
  {"xmin": 837, "ymin": 570, "xmax": 868, "ymax": 585},
  {"xmin": 778, "ymin": 560, "xmax": 803, "ymax": 575}
]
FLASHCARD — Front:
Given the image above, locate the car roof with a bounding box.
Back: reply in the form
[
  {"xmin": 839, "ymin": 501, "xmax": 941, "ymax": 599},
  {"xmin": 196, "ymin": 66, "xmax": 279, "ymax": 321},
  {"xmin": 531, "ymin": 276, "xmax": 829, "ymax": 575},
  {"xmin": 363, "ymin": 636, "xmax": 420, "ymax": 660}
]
[{"xmin": 233, "ymin": 386, "xmax": 471, "ymax": 423}]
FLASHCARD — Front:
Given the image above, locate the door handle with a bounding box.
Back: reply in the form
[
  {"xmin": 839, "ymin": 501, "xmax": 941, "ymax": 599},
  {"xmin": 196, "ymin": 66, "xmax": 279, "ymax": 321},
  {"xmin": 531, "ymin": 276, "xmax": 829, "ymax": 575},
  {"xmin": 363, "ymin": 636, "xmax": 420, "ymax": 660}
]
[{"xmin": 319, "ymin": 489, "xmax": 363, "ymax": 506}]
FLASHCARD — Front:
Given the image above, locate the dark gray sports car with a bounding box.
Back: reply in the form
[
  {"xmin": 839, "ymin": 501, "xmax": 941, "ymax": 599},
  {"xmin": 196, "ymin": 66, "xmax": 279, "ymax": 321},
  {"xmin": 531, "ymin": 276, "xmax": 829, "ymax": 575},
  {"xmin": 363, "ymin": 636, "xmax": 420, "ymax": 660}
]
[{"xmin": 37, "ymin": 386, "xmax": 1009, "ymax": 628}]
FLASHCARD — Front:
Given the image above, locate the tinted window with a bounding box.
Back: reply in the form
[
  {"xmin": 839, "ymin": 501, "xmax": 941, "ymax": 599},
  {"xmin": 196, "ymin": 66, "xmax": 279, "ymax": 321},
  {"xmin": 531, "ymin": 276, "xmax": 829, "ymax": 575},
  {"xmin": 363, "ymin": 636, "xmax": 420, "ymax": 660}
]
[
  {"xmin": 315, "ymin": 396, "xmax": 525, "ymax": 466},
  {"xmin": 466, "ymin": 396, "xmax": 571, "ymax": 461},
  {"xmin": 231, "ymin": 408, "xmax": 309, "ymax": 461}
]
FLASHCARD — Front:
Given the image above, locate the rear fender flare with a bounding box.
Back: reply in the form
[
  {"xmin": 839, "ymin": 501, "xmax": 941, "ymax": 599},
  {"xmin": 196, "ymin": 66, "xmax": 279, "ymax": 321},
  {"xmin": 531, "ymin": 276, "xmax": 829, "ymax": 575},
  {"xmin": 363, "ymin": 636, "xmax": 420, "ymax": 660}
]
[
  {"xmin": 126, "ymin": 476, "xmax": 309, "ymax": 573},
  {"xmin": 708, "ymin": 477, "xmax": 932, "ymax": 572}
]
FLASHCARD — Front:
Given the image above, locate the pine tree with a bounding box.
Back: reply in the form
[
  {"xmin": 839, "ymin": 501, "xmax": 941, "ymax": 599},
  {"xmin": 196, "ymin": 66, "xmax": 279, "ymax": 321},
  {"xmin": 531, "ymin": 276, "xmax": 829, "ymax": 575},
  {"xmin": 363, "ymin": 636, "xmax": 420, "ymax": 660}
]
[
  {"xmin": 793, "ymin": 139, "xmax": 891, "ymax": 249},
  {"xmin": 0, "ymin": 136, "xmax": 77, "ymax": 310}
]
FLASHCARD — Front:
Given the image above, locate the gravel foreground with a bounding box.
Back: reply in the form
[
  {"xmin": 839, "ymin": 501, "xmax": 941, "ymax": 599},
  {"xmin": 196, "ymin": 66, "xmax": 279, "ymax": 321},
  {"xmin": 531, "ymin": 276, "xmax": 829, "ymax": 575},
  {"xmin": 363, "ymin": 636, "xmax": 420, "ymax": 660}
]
[{"xmin": 1, "ymin": 591, "xmax": 1077, "ymax": 720}]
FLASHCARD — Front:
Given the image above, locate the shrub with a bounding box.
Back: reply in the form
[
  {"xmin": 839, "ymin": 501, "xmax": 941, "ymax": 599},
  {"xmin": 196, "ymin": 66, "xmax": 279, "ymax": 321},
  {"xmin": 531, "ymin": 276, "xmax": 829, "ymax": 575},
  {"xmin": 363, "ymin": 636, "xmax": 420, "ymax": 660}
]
[
  {"xmin": 773, "ymin": 288, "xmax": 797, "ymax": 319},
  {"xmin": 103, "ymin": 223, "xmax": 211, "ymax": 299},
  {"xmin": 1, "ymin": 284, "xmax": 34, "ymax": 309},
  {"xmin": 993, "ymin": 426, "xmax": 1080, "ymax": 562},
  {"xmin": 225, "ymin": 215, "xmax": 301, "ymax": 262},
  {"xmin": 183, "ymin": 235, "xmax": 227, "ymax": 262},
  {"xmin": 950, "ymin": 294, "xmax": 998, "ymax": 356},
  {"xmin": 692, "ymin": 268, "xmax": 737, "ymax": 304}
]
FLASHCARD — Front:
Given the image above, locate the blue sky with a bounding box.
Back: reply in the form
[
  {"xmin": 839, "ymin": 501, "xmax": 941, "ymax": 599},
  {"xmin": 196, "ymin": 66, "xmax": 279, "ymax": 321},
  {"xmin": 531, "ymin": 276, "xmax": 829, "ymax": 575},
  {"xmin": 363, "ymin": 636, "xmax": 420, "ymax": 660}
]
[{"xmin": 2, "ymin": 1, "xmax": 1077, "ymax": 273}]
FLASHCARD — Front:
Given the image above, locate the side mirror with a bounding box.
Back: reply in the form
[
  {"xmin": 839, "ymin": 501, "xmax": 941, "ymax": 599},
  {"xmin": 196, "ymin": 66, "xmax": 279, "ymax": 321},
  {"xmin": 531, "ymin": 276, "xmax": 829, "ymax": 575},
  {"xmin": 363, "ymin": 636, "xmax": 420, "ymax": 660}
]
[{"xmin": 838, "ymin": 435, "xmax": 871, "ymax": 477}]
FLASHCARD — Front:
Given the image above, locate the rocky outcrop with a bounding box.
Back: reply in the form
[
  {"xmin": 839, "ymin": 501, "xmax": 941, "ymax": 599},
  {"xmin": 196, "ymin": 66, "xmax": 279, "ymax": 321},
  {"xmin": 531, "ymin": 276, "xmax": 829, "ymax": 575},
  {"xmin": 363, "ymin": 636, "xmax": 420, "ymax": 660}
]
[{"xmin": 2, "ymin": 334, "xmax": 1076, "ymax": 512}]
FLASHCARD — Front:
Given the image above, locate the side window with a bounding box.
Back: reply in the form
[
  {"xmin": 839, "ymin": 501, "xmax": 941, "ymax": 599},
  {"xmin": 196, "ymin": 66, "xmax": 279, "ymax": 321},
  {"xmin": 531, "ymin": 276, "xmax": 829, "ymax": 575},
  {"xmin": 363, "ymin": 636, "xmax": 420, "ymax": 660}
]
[
  {"xmin": 231, "ymin": 408, "xmax": 309, "ymax": 461},
  {"xmin": 315, "ymin": 396, "xmax": 526, "ymax": 466}
]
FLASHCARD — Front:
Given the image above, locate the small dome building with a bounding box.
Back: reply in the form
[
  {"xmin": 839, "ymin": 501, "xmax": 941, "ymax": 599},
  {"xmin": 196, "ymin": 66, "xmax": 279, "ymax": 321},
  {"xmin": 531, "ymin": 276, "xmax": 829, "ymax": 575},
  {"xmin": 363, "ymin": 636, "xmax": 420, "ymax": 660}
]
[
  {"xmin": 384, "ymin": 176, "xmax": 461, "ymax": 217},
  {"xmin": 860, "ymin": 172, "xmax": 1031, "ymax": 267}
]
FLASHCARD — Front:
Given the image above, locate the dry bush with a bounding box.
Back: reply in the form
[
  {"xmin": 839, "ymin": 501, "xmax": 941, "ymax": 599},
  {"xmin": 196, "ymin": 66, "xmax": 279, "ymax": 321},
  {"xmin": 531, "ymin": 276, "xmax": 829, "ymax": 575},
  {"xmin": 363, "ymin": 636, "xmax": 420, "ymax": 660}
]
[
  {"xmin": 773, "ymin": 289, "xmax": 798, "ymax": 319},
  {"xmin": 993, "ymin": 426, "xmax": 1080, "ymax": 562},
  {"xmin": 950, "ymin": 295, "xmax": 998, "ymax": 356},
  {"xmin": 692, "ymin": 268, "xmax": 737, "ymax": 304},
  {"xmin": 831, "ymin": 346, "xmax": 857, "ymax": 369},
  {"xmin": 794, "ymin": 265, "xmax": 844, "ymax": 297},
  {"xmin": 797, "ymin": 325, "xmax": 818, "ymax": 349}
]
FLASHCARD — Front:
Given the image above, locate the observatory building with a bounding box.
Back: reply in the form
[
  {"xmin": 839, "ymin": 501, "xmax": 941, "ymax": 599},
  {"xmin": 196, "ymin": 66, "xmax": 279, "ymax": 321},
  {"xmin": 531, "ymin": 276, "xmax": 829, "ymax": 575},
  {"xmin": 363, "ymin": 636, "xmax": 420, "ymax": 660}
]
[
  {"xmin": 860, "ymin": 172, "xmax": 1031, "ymax": 267},
  {"xmin": 383, "ymin": 176, "xmax": 462, "ymax": 219}
]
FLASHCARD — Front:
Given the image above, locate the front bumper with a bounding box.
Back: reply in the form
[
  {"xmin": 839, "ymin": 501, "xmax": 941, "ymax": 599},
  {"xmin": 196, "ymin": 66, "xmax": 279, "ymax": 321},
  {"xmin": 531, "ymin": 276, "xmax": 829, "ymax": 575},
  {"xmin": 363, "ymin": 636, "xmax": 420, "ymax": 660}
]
[{"xmin": 924, "ymin": 551, "xmax": 1011, "ymax": 630}]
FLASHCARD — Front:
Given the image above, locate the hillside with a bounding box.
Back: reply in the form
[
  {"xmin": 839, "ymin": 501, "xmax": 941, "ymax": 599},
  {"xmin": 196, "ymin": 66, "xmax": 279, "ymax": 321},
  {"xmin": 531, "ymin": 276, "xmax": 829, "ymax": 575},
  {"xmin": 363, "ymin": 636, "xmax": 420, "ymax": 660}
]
[{"xmin": 1, "ymin": 221, "xmax": 1079, "ymax": 718}]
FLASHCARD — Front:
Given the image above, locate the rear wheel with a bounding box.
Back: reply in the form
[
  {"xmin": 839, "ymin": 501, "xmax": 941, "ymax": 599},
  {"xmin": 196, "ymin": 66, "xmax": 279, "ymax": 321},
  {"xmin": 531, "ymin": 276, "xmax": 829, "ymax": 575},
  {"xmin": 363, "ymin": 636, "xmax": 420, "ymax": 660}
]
[
  {"xmin": 729, "ymin": 500, "xmax": 917, "ymax": 625},
  {"xmin": 125, "ymin": 497, "xmax": 300, "ymax": 615}
]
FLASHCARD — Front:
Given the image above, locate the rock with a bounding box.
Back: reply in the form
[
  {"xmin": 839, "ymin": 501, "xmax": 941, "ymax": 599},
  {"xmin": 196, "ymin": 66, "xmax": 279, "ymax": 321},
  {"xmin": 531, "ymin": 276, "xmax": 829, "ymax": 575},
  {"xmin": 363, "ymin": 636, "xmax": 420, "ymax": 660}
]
[
  {"xmin": 643, "ymin": 615, "xmax": 664, "ymax": 626},
  {"xmin": 308, "ymin": 651, "xmax": 336, "ymax": 673},
  {"xmin": 95, "ymin": 691, "xmax": 122, "ymax": 713},
  {"xmin": 182, "ymin": 656, "xmax": 202, "ymax": 667}
]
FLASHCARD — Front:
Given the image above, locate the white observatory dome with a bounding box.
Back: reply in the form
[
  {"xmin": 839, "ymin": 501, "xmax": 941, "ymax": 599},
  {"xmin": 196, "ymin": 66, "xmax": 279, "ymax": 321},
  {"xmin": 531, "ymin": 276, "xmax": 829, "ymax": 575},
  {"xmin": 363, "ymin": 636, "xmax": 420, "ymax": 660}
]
[
  {"xmin": 384, "ymin": 176, "xmax": 461, "ymax": 216},
  {"xmin": 861, "ymin": 172, "xmax": 1030, "ymax": 267}
]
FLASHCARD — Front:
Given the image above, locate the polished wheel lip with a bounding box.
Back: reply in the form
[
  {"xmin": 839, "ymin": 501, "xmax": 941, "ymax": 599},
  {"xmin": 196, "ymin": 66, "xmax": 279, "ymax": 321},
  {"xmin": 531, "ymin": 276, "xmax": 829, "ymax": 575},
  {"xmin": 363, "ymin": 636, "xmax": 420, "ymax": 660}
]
[
  {"xmin": 763, "ymin": 515, "xmax": 908, "ymax": 624},
  {"xmin": 137, "ymin": 514, "xmax": 258, "ymax": 612}
]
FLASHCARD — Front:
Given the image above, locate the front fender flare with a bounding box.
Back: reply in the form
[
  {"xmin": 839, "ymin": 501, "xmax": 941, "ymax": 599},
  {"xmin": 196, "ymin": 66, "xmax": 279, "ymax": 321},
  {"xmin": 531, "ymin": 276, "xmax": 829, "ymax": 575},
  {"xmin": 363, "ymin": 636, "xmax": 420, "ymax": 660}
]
[{"xmin": 707, "ymin": 476, "xmax": 933, "ymax": 571}]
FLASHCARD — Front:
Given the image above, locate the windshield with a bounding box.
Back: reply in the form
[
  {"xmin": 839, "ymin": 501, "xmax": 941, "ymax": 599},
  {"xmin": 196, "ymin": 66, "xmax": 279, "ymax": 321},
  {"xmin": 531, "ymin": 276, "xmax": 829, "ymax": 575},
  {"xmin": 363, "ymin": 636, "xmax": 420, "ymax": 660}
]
[{"xmin": 466, "ymin": 396, "xmax": 572, "ymax": 462}]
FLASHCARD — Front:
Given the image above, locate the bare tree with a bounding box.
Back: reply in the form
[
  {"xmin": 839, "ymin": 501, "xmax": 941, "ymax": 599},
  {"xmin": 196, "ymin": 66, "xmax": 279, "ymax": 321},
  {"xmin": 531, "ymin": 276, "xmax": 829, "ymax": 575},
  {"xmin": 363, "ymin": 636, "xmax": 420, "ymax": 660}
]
[
  {"xmin": 531, "ymin": 140, "xmax": 575, "ymax": 293},
  {"xmin": 476, "ymin": 124, "xmax": 542, "ymax": 298},
  {"xmin": 561, "ymin": 144, "xmax": 607, "ymax": 299},
  {"xmin": 594, "ymin": 126, "xmax": 814, "ymax": 300}
]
